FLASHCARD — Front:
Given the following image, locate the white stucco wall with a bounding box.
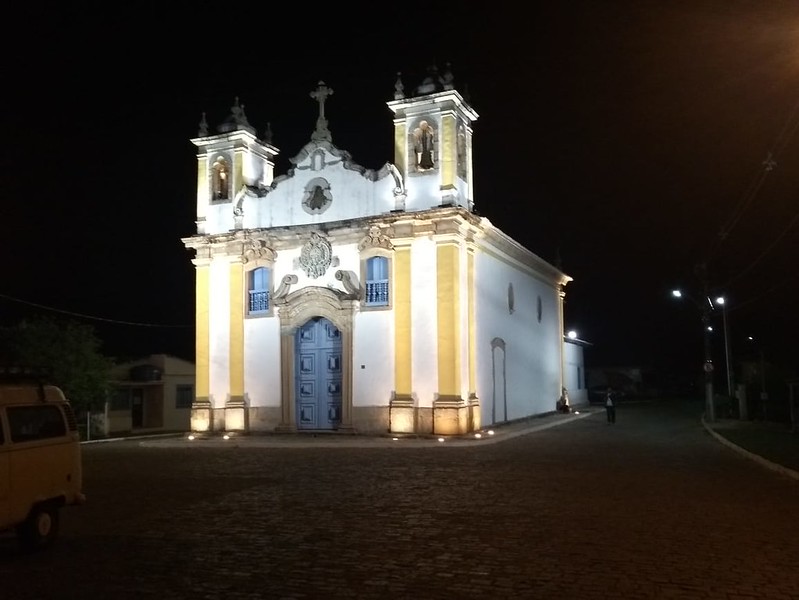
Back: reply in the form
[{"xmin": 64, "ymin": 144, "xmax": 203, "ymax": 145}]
[
  {"xmin": 208, "ymin": 258, "xmax": 231, "ymax": 408},
  {"xmin": 410, "ymin": 237, "xmax": 438, "ymax": 407},
  {"xmin": 243, "ymin": 316, "xmax": 281, "ymax": 408},
  {"xmin": 404, "ymin": 173, "xmax": 444, "ymax": 212},
  {"xmin": 352, "ymin": 310, "xmax": 394, "ymax": 408},
  {"xmin": 473, "ymin": 248, "xmax": 562, "ymax": 425}
]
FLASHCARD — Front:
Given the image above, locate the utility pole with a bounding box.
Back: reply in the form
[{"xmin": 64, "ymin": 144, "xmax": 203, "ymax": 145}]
[
  {"xmin": 722, "ymin": 303, "xmax": 733, "ymax": 398},
  {"xmin": 696, "ymin": 263, "xmax": 715, "ymax": 423}
]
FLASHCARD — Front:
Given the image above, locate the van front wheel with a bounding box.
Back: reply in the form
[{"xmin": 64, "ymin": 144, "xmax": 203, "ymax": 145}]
[{"xmin": 17, "ymin": 505, "xmax": 60, "ymax": 552}]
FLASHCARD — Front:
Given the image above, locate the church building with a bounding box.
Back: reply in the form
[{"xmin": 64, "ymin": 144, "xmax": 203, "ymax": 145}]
[{"xmin": 182, "ymin": 66, "xmax": 575, "ymax": 436}]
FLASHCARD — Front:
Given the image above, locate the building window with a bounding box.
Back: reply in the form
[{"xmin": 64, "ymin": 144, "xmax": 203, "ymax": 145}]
[
  {"xmin": 212, "ymin": 158, "xmax": 230, "ymax": 201},
  {"xmin": 176, "ymin": 385, "xmax": 193, "ymax": 409},
  {"xmin": 110, "ymin": 388, "xmax": 131, "ymax": 411},
  {"xmin": 364, "ymin": 256, "xmax": 389, "ymax": 306},
  {"xmin": 248, "ymin": 267, "xmax": 271, "ymax": 314}
]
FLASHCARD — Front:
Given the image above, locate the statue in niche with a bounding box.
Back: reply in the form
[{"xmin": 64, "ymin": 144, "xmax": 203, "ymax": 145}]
[{"xmin": 412, "ymin": 120, "xmax": 435, "ymax": 171}]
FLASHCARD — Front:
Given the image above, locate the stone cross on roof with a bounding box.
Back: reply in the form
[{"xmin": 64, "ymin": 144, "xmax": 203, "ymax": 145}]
[{"xmin": 310, "ymin": 80, "xmax": 334, "ymax": 142}]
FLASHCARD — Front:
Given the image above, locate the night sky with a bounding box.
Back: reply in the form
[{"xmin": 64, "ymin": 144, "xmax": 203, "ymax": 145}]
[{"xmin": 2, "ymin": 2, "xmax": 797, "ymax": 381}]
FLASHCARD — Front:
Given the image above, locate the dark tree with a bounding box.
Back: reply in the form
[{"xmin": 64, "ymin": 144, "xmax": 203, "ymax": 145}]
[{"xmin": 0, "ymin": 316, "xmax": 113, "ymax": 412}]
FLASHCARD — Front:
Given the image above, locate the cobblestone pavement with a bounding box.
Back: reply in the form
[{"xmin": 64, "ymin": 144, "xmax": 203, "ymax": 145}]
[{"xmin": 2, "ymin": 399, "xmax": 798, "ymax": 599}]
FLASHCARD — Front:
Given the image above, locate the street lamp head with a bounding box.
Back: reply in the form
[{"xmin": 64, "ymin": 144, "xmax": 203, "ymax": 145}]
[
  {"xmin": 671, "ymin": 289, "xmax": 682, "ymax": 298},
  {"xmin": 715, "ymin": 296, "xmax": 725, "ymax": 305}
]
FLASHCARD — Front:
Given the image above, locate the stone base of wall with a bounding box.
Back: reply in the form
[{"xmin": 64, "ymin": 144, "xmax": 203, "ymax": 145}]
[
  {"xmin": 352, "ymin": 406, "xmax": 390, "ymax": 434},
  {"xmin": 389, "ymin": 396, "xmax": 415, "ymax": 433},
  {"xmin": 190, "ymin": 397, "xmax": 213, "ymax": 433},
  {"xmin": 433, "ymin": 396, "xmax": 462, "ymax": 435},
  {"xmin": 193, "ymin": 400, "xmax": 481, "ymax": 436},
  {"xmin": 248, "ymin": 406, "xmax": 283, "ymax": 432},
  {"xmin": 224, "ymin": 396, "xmax": 248, "ymax": 432}
]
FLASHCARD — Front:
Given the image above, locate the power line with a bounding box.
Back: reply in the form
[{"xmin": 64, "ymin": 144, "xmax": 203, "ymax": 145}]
[
  {"xmin": 706, "ymin": 97, "xmax": 799, "ymax": 261},
  {"xmin": 721, "ymin": 209, "xmax": 799, "ymax": 289},
  {"xmin": 727, "ymin": 268, "xmax": 799, "ymax": 314},
  {"xmin": 0, "ymin": 292, "xmax": 192, "ymax": 329}
]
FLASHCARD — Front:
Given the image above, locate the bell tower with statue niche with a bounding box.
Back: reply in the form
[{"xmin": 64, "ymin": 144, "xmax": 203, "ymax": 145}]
[
  {"xmin": 191, "ymin": 97, "xmax": 279, "ymax": 235},
  {"xmin": 387, "ymin": 64, "xmax": 479, "ymax": 212}
]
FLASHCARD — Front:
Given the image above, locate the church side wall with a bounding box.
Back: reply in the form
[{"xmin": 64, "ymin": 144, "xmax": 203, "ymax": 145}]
[
  {"xmin": 564, "ymin": 341, "xmax": 587, "ymax": 406},
  {"xmin": 473, "ymin": 249, "xmax": 562, "ymax": 425}
]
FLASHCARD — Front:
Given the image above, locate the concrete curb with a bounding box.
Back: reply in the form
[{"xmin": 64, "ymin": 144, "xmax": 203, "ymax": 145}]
[{"xmin": 701, "ymin": 417, "xmax": 799, "ymax": 482}]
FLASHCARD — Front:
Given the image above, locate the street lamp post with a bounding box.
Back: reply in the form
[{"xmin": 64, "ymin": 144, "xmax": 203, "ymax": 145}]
[
  {"xmin": 672, "ymin": 289, "xmax": 715, "ymax": 423},
  {"xmin": 715, "ymin": 297, "xmax": 733, "ymax": 399}
]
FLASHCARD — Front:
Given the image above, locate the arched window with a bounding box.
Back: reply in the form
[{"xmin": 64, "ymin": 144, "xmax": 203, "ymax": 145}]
[
  {"xmin": 212, "ymin": 158, "xmax": 230, "ymax": 201},
  {"xmin": 364, "ymin": 256, "xmax": 389, "ymax": 306},
  {"xmin": 248, "ymin": 267, "xmax": 270, "ymax": 314}
]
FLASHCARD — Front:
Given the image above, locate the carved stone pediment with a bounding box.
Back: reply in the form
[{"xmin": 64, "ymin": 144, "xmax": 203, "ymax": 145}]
[
  {"xmin": 358, "ymin": 226, "xmax": 393, "ymax": 252},
  {"xmin": 242, "ymin": 238, "xmax": 276, "ymax": 263}
]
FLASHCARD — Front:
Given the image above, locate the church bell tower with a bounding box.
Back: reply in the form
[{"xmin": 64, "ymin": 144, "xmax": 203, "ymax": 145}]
[
  {"xmin": 386, "ymin": 64, "xmax": 479, "ymax": 212},
  {"xmin": 191, "ymin": 97, "xmax": 279, "ymax": 235}
]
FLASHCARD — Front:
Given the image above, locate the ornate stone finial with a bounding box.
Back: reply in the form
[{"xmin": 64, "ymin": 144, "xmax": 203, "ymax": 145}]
[
  {"xmin": 394, "ymin": 72, "xmax": 405, "ymax": 100},
  {"xmin": 263, "ymin": 121, "xmax": 274, "ymax": 144},
  {"xmin": 198, "ymin": 112, "xmax": 209, "ymax": 136},
  {"xmin": 441, "ymin": 62, "xmax": 454, "ymax": 90},
  {"xmin": 232, "ymin": 97, "xmax": 250, "ymax": 126},
  {"xmin": 310, "ymin": 80, "xmax": 334, "ymax": 142},
  {"xmin": 218, "ymin": 97, "xmax": 255, "ymax": 134},
  {"xmin": 415, "ymin": 65, "xmax": 441, "ymax": 95}
]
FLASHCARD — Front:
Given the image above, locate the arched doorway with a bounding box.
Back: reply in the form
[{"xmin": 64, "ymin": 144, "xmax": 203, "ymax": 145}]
[
  {"xmin": 295, "ymin": 317, "xmax": 343, "ymax": 430},
  {"xmin": 491, "ymin": 338, "xmax": 507, "ymax": 424}
]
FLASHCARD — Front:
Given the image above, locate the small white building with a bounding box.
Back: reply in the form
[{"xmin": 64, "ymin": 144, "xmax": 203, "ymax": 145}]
[
  {"xmin": 106, "ymin": 354, "xmax": 195, "ymax": 435},
  {"xmin": 182, "ymin": 68, "xmax": 576, "ymax": 436}
]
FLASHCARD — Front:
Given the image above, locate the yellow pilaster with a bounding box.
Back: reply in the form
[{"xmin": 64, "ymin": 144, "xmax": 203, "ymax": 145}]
[
  {"xmin": 195, "ymin": 265, "xmax": 210, "ymax": 400},
  {"xmin": 467, "ymin": 248, "xmax": 476, "ymax": 395},
  {"xmin": 233, "ymin": 151, "xmax": 244, "ymax": 194},
  {"xmin": 394, "ymin": 247, "xmax": 412, "ymax": 395},
  {"xmin": 441, "ymin": 114, "xmax": 456, "ymax": 190},
  {"xmin": 229, "ymin": 262, "xmax": 244, "ymax": 398},
  {"xmin": 394, "ymin": 122, "xmax": 407, "ymax": 176},
  {"xmin": 466, "ymin": 130, "xmax": 475, "ymax": 204},
  {"xmin": 196, "ymin": 158, "xmax": 207, "ymax": 219},
  {"xmin": 436, "ymin": 243, "xmax": 460, "ymax": 397}
]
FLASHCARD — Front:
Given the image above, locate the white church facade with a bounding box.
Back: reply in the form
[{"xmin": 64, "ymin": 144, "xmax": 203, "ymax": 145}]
[{"xmin": 182, "ymin": 67, "xmax": 576, "ymax": 436}]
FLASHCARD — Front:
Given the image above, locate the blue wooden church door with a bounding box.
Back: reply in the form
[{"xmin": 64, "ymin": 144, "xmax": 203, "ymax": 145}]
[{"xmin": 296, "ymin": 317, "xmax": 343, "ymax": 430}]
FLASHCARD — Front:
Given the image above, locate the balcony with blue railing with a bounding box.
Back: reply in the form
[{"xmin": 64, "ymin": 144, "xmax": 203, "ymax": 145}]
[
  {"xmin": 249, "ymin": 289, "xmax": 270, "ymax": 314},
  {"xmin": 365, "ymin": 280, "xmax": 389, "ymax": 306}
]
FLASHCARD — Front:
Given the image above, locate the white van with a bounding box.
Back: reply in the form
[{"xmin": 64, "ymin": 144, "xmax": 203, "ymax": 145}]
[{"xmin": 0, "ymin": 372, "xmax": 86, "ymax": 551}]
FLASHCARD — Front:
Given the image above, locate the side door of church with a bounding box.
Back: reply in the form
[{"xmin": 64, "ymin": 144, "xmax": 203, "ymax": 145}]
[{"xmin": 296, "ymin": 318, "xmax": 342, "ymax": 430}]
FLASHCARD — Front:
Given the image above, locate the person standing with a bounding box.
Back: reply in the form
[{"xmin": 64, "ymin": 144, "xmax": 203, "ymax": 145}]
[{"xmin": 605, "ymin": 387, "xmax": 616, "ymax": 424}]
